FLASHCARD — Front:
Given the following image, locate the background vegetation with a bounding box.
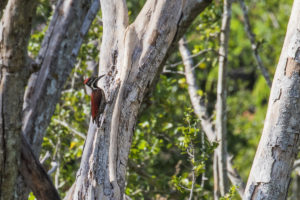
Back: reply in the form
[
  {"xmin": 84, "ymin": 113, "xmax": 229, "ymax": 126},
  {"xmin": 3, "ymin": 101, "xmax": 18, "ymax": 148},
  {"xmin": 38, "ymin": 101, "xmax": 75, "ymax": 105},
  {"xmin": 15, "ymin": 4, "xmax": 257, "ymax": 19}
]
[{"xmin": 28, "ymin": 0, "xmax": 294, "ymax": 199}]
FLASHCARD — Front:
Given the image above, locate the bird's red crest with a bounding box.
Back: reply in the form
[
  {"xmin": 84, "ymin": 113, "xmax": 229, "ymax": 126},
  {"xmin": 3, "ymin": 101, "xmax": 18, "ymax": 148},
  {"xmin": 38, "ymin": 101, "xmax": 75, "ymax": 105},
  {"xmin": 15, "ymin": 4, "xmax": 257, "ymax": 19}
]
[{"xmin": 84, "ymin": 78, "xmax": 90, "ymax": 85}]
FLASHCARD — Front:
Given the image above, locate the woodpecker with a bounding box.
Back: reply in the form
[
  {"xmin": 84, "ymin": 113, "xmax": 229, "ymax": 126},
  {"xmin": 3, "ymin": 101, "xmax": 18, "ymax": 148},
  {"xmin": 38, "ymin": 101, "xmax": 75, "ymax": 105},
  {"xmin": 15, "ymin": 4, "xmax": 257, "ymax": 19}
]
[{"xmin": 84, "ymin": 75, "xmax": 106, "ymax": 126}]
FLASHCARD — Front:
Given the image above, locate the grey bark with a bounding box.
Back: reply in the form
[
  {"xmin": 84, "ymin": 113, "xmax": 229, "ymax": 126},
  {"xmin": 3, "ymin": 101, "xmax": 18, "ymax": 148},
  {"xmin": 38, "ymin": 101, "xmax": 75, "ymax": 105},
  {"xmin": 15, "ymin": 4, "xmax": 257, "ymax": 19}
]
[
  {"xmin": 179, "ymin": 37, "xmax": 245, "ymax": 197},
  {"xmin": 70, "ymin": 0, "xmax": 211, "ymax": 199},
  {"xmin": 0, "ymin": 0, "xmax": 37, "ymax": 199},
  {"xmin": 244, "ymin": 0, "xmax": 300, "ymax": 199},
  {"xmin": 22, "ymin": 0, "xmax": 99, "ymax": 154},
  {"xmin": 216, "ymin": 0, "xmax": 232, "ymax": 196},
  {"xmin": 17, "ymin": 0, "xmax": 100, "ymax": 199}
]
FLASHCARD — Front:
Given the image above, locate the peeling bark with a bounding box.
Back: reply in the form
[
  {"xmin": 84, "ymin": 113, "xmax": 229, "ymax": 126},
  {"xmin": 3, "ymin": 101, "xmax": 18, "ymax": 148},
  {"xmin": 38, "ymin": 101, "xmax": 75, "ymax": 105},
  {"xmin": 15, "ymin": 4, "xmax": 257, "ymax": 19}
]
[
  {"xmin": 70, "ymin": 0, "xmax": 212, "ymax": 199},
  {"xmin": 244, "ymin": 1, "xmax": 300, "ymax": 199}
]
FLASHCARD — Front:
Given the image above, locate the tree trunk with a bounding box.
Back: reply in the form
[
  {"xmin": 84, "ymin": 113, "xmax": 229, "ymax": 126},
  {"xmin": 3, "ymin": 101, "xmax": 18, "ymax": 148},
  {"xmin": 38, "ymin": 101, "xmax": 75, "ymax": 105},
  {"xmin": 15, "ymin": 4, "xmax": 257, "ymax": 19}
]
[
  {"xmin": 22, "ymin": 0, "xmax": 99, "ymax": 155},
  {"xmin": 17, "ymin": 0, "xmax": 100, "ymax": 199},
  {"xmin": 244, "ymin": 0, "xmax": 300, "ymax": 199},
  {"xmin": 0, "ymin": 0, "xmax": 37, "ymax": 199},
  {"xmin": 69, "ymin": 0, "xmax": 211, "ymax": 199}
]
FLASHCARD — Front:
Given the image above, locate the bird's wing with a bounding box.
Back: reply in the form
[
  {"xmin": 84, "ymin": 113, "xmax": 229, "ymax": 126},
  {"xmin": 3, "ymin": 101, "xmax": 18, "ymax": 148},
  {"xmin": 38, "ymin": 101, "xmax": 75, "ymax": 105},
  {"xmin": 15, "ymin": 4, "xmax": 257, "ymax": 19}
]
[{"xmin": 91, "ymin": 89, "xmax": 103, "ymax": 122}]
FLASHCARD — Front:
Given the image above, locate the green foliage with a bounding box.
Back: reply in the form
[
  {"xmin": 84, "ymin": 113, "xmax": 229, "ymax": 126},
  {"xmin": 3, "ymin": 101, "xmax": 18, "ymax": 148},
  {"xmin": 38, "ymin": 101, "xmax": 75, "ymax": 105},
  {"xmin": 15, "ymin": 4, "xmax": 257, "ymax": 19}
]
[
  {"xmin": 220, "ymin": 186, "xmax": 237, "ymax": 200},
  {"xmin": 28, "ymin": 0, "xmax": 295, "ymax": 199},
  {"xmin": 171, "ymin": 109, "xmax": 217, "ymax": 198}
]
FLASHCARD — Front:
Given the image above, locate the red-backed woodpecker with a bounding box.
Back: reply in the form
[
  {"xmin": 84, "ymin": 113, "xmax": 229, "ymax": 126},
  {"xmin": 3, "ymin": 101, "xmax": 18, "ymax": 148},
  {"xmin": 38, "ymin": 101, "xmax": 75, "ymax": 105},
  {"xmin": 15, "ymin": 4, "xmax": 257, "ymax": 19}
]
[{"xmin": 84, "ymin": 75, "xmax": 106, "ymax": 126}]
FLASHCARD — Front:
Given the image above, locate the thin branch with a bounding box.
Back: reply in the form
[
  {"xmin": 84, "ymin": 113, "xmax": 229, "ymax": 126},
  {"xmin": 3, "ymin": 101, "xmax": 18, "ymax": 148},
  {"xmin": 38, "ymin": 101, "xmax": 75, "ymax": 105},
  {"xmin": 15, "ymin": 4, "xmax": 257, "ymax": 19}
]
[
  {"xmin": 166, "ymin": 48, "xmax": 214, "ymax": 68},
  {"xmin": 48, "ymin": 161, "xmax": 59, "ymax": 175},
  {"xmin": 213, "ymin": 152, "xmax": 220, "ymax": 199},
  {"xmin": 53, "ymin": 119, "xmax": 86, "ymax": 139},
  {"xmin": 216, "ymin": 0, "xmax": 232, "ymax": 195},
  {"xmin": 40, "ymin": 151, "xmax": 51, "ymax": 164},
  {"xmin": 191, "ymin": 58, "xmax": 206, "ymax": 71},
  {"xmin": 227, "ymin": 155, "xmax": 245, "ymax": 197},
  {"xmin": 162, "ymin": 69, "xmax": 185, "ymax": 75},
  {"xmin": 188, "ymin": 145, "xmax": 196, "ymax": 200},
  {"xmin": 179, "ymin": 37, "xmax": 216, "ymax": 141},
  {"xmin": 201, "ymin": 132, "xmax": 207, "ymax": 188},
  {"xmin": 124, "ymin": 195, "xmax": 132, "ymax": 200},
  {"xmin": 239, "ymin": 0, "xmax": 272, "ymax": 87}
]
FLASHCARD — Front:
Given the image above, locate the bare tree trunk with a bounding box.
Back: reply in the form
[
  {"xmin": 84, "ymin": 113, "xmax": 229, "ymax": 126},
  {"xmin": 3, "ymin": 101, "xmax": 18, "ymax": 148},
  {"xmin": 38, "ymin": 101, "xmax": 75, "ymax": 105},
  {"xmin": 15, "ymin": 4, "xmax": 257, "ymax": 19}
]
[
  {"xmin": 216, "ymin": 0, "xmax": 232, "ymax": 195},
  {"xmin": 69, "ymin": 0, "xmax": 211, "ymax": 199},
  {"xmin": 244, "ymin": 0, "xmax": 300, "ymax": 199},
  {"xmin": 0, "ymin": 0, "xmax": 37, "ymax": 199},
  {"xmin": 22, "ymin": 0, "xmax": 99, "ymax": 155},
  {"xmin": 17, "ymin": 0, "xmax": 100, "ymax": 199}
]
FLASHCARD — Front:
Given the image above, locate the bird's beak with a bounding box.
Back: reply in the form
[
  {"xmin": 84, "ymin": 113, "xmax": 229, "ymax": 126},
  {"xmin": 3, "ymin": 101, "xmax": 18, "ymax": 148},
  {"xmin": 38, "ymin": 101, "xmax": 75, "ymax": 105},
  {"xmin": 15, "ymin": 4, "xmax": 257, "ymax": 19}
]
[{"xmin": 98, "ymin": 74, "xmax": 105, "ymax": 79}]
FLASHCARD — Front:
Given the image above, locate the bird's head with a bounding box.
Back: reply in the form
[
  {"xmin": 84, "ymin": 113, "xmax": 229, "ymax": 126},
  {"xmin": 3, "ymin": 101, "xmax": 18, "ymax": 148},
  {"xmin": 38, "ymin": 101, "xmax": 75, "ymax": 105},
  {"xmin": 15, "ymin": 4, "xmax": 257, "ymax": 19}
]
[{"xmin": 84, "ymin": 75, "xmax": 105, "ymax": 90}]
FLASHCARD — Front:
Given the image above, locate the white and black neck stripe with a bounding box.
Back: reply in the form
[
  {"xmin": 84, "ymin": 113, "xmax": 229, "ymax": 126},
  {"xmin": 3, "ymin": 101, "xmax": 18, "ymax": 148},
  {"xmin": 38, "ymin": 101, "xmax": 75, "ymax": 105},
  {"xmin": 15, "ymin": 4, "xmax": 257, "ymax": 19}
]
[{"xmin": 88, "ymin": 75, "xmax": 105, "ymax": 90}]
